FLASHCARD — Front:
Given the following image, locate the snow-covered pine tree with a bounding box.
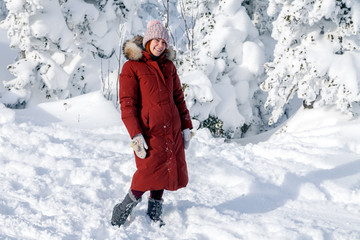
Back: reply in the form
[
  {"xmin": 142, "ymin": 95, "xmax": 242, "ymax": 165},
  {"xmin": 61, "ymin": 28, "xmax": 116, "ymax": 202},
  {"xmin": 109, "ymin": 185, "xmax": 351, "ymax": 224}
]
[
  {"xmin": 0, "ymin": 0, "xmax": 131, "ymax": 108},
  {"xmin": 262, "ymin": 0, "xmax": 360, "ymax": 124},
  {"xmin": 178, "ymin": 0, "xmax": 266, "ymax": 138}
]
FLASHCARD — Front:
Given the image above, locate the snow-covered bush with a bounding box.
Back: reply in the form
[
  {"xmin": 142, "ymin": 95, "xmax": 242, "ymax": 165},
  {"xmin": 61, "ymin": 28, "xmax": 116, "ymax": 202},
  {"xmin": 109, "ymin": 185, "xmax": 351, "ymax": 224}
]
[
  {"xmin": 0, "ymin": 0, "xmax": 132, "ymax": 108},
  {"xmin": 177, "ymin": 0, "xmax": 266, "ymax": 138},
  {"xmin": 262, "ymin": 0, "xmax": 360, "ymax": 124}
]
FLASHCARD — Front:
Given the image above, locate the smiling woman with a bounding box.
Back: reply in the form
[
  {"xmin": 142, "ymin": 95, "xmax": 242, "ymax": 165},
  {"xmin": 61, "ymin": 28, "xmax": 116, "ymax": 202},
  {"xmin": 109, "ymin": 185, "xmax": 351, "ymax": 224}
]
[
  {"xmin": 142, "ymin": 20, "xmax": 170, "ymax": 58},
  {"xmin": 111, "ymin": 19, "xmax": 193, "ymax": 228},
  {"xmin": 147, "ymin": 38, "xmax": 167, "ymax": 57}
]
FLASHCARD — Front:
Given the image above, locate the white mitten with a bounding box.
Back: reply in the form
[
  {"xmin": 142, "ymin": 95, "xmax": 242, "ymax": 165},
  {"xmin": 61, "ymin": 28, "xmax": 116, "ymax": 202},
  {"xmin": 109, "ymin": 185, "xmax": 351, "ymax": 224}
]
[
  {"xmin": 130, "ymin": 134, "xmax": 148, "ymax": 159},
  {"xmin": 182, "ymin": 128, "xmax": 191, "ymax": 150}
]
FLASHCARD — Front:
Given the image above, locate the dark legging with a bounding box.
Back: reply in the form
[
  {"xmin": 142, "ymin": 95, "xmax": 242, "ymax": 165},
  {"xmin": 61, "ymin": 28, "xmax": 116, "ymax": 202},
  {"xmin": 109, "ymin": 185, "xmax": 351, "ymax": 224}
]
[{"xmin": 131, "ymin": 189, "xmax": 164, "ymax": 200}]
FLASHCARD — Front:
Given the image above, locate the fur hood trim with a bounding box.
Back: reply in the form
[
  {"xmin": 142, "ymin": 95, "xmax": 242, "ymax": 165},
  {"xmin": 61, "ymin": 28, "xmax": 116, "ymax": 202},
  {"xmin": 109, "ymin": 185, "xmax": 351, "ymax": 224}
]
[{"xmin": 123, "ymin": 35, "xmax": 176, "ymax": 61}]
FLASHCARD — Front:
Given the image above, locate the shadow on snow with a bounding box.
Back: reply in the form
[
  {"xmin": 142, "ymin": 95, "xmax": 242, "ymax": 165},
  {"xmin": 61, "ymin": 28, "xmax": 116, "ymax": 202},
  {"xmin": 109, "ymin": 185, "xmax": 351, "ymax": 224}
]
[{"xmin": 217, "ymin": 159, "xmax": 360, "ymax": 214}]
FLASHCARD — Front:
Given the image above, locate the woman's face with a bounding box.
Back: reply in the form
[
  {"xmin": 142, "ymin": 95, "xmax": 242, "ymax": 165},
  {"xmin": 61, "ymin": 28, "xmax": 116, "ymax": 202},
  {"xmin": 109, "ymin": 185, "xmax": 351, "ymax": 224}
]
[{"xmin": 149, "ymin": 38, "xmax": 167, "ymax": 56}]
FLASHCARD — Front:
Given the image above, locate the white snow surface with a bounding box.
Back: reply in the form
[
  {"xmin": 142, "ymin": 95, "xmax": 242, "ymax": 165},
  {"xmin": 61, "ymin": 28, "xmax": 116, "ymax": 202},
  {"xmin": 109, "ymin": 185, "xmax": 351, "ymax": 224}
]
[
  {"xmin": 1, "ymin": 90, "xmax": 360, "ymax": 240},
  {"xmin": 1, "ymin": 17, "xmax": 360, "ymax": 240}
]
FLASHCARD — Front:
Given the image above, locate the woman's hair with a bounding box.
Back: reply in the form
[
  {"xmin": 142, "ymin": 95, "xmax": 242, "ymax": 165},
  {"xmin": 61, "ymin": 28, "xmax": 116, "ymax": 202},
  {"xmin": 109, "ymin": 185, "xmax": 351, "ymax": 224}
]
[{"xmin": 145, "ymin": 40, "xmax": 152, "ymax": 53}]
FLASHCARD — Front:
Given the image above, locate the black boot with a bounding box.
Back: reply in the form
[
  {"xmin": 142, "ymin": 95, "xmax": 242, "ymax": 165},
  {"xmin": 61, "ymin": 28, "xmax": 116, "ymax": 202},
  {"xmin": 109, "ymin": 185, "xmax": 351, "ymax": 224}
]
[
  {"xmin": 147, "ymin": 198, "xmax": 165, "ymax": 226},
  {"xmin": 111, "ymin": 190, "xmax": 141, "ymax": 227}
]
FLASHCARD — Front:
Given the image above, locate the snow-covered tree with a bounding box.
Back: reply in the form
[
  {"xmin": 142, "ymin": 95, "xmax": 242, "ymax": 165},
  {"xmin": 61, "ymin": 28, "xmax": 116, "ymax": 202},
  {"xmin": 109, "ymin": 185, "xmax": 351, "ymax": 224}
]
[
  {"xmin": 262, "ymin": 0, "xmax": 360, "ymax": 124},
  {"xmin": 0, "ymin": 0, "xmax": 133, "ymax": 108},
  {"xmin": 1, "ymin": 0, "xmax": 272, "ymax": 138},
  {"xmin": 178, "ymin": 0, "xmax": 266, "ymax": 138}
]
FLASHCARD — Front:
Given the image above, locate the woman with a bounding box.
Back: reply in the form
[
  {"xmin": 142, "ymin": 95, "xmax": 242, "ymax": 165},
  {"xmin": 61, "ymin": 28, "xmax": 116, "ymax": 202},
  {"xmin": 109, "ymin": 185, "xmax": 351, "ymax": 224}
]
[{"xmin": 111, "ymin": 20, "xmax": 193, "ymax": 227}]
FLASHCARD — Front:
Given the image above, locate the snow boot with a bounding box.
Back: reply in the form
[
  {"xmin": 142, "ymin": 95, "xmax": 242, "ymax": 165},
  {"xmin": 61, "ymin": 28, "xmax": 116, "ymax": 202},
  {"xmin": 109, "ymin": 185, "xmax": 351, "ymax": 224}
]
[
  {"xmin": 111, "ymin": 190, "xmax": 141, "ymax": 227},
  {"xmin": 147, "ymin": 197, "xmax": 165, "ymax": 227}
]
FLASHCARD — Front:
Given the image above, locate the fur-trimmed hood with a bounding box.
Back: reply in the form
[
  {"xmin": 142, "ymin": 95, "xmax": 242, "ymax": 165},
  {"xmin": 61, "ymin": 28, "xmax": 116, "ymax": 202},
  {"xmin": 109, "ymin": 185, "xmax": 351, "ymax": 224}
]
[{"xmin": 123, "ymin": 35, "xmax": 176, "ymax": 61}]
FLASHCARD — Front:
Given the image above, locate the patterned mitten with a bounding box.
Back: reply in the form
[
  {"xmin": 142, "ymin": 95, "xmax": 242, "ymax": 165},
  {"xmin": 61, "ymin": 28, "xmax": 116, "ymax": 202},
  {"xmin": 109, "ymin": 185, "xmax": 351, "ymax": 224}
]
[{"xmin": 130, "ymin": 134, "xmax": 148, "ymax": 159}]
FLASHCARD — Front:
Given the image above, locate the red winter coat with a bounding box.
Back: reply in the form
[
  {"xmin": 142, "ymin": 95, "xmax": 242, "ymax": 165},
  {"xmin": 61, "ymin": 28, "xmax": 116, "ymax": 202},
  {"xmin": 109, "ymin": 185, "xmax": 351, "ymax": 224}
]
[{"xmin": 119, "ymin": 36, "xmax": 193, "ymax": 192}]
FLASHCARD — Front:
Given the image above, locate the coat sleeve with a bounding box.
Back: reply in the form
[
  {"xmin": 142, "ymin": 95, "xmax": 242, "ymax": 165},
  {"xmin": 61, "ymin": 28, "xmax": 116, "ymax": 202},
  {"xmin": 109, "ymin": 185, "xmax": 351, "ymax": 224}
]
[
  {"xmin": 119, "ymin": 61, "xmax": 143, "ymax": 138},
  {"xmin": 172, "ymin": 63, "xmax": 193, "ymax": 130}
]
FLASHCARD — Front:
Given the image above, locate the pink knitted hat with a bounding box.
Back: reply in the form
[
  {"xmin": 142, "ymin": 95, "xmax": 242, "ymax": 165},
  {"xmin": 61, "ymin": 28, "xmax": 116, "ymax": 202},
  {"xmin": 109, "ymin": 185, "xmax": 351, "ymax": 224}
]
[{"xmin": 142, "ymin": 20, "xmax": 170, "ymax": 48}]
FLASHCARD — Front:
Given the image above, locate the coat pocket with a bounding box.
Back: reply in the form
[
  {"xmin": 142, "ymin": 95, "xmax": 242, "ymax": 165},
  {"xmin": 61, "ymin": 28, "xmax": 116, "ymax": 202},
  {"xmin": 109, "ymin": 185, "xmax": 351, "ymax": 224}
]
[{"xmin": 140, "ymin": 109, "xmax": 150, "ymax": 132}]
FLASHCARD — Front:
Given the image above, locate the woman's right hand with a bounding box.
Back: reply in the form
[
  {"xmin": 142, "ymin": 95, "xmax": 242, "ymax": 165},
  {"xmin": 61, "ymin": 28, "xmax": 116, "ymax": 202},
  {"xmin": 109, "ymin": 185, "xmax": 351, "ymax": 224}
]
[{"xmin": 130, "ymin": 134, "xmax": 148, "ymax": 159}]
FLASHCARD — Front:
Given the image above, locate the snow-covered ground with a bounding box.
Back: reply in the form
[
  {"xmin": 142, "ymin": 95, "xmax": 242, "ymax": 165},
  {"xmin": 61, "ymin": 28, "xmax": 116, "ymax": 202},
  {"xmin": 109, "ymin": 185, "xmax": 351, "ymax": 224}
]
[
  {"xmin": 1, "ymin": 30, "xmax": 360, "ymax": 240},
  {"xmin": 1, "ymin": 91, "xmax": 360, "ymax": 240}
]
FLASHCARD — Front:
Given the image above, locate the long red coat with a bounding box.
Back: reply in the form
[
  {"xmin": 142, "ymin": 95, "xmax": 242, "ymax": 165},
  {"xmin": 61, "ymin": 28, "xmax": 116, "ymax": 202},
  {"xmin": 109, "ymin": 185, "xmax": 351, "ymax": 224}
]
[{"xmin": 119, "ymin": 36, "xmax": 193, "ymax": 192}]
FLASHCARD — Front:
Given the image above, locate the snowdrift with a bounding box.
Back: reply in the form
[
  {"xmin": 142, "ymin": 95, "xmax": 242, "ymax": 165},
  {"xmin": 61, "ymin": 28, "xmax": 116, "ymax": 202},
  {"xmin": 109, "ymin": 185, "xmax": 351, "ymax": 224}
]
[{"xmin": 1, "ymin": 91, "xmax": 359, "ymax": 239}]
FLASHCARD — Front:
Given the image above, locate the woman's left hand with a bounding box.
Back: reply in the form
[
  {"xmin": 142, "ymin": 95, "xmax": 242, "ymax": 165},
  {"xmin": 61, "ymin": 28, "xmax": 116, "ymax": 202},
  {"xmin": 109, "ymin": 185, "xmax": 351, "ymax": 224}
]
[{"xmin": 182, "ymin": 128, "xmax": 191, "ymax": 150}]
